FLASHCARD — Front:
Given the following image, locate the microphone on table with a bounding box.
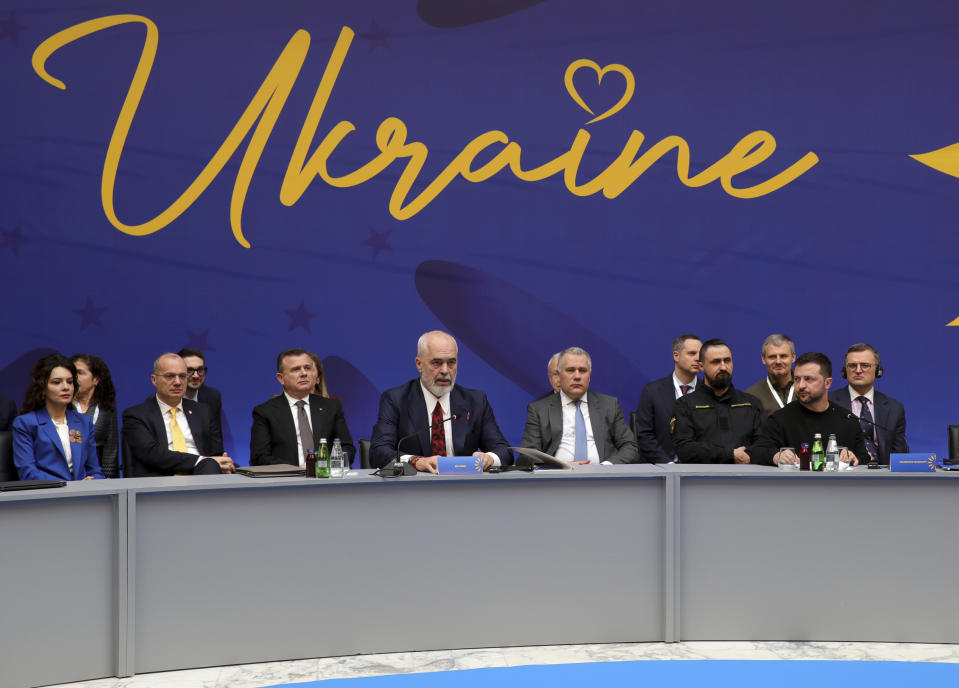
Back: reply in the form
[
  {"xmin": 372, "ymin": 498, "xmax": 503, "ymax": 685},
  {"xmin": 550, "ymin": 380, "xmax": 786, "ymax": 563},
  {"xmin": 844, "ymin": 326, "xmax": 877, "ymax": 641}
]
[
  {"xmin": 377, "ymin": 414, "xmax": 458, "ymax": 478},
  {"xmin": 841, "ymin": 410, "xmax": 886, "ymax": 470}
]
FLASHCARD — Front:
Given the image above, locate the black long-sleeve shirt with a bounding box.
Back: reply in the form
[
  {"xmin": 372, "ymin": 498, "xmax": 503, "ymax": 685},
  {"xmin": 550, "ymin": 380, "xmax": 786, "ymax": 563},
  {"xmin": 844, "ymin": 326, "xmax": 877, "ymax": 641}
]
[
  {"xmin": 672, "ymin": 385, "xmax": 764, "ymax": 463},
  {"xmin": 751, "ymin": 401, "xmax": 868, "ymax": 466}
]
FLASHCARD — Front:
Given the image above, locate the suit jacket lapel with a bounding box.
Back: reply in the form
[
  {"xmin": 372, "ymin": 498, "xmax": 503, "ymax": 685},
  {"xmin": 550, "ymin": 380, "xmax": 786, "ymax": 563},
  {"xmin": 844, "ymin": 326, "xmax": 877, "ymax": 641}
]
[
  {"xmin": 548, "ymin": 396, "xmax": 563, "ymax": 455},
  {"xmin": 450, "ymin": 387, "xmax": 468, "ymax": 456},
  {"xmin": 182, "ymin": 400, "xmax": 205, "ymax": 453},
  {"xmin": 873, "ymin": 393, "xmax": 890, "ymax": 454},
  {"xmin": 405, "ymin": 383, "xmax": 430, "ymax": 456},
  {"xmin": 309, "ymin": 394, "xmax": 328, "ymax": 447},
  {"xmin": 587, "ymin": 394, "xmax": 607, "ymax": 459},
  {"xmin": 67, "ymin": 412, "xmax": 86, "ymax": 479},
  {"xmin": 39, "ymin": 409, "xmax": 67, "ymax": 461}
]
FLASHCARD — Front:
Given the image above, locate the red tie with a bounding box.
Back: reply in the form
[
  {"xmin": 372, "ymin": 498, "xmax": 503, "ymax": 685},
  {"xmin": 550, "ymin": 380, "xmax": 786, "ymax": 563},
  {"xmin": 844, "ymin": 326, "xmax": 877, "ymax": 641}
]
[
  {"xmin": 681, "ymin": 384, "xmax": 691, "ymax": 395},
  {"xmin": 430, "ymin": 401, "xmax": 447, "ymax": 456}
]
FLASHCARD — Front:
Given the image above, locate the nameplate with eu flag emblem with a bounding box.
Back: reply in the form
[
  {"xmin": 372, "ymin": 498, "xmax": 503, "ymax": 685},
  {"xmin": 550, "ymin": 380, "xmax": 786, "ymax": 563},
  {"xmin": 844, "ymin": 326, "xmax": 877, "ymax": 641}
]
[
  {"xmin": 437, "ymin": 456, "xmax": 484, "ymax": 474},
  {"xmin": 890, "ymin": 453, "xmax": 939, "ymax": 472}
]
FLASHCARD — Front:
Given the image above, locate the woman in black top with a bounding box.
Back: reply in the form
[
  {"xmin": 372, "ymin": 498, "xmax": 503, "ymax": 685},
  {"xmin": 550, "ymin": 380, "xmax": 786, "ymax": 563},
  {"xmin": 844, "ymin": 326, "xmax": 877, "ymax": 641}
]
[{"xmin": 71, "ymin": 353, "xmax": 119, "ymax": 478}]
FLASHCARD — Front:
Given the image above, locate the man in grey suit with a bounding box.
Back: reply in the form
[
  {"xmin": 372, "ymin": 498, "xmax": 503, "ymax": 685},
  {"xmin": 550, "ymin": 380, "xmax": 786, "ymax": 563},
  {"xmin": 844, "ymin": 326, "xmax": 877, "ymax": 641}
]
[{"xmin": 521, "ymin": 347, "xmax": 638, "ymax": 464}]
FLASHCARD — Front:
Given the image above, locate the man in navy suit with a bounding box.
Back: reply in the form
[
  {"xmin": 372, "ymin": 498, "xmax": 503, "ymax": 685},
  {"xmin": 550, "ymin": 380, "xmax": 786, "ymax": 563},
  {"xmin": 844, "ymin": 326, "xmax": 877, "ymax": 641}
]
[
  {"xmin": 370, "ymin": 330, "xmax": 512, "ymax": 472},
  {"xmin": 178, "ymin": 347, "xmax": 224, "ymax": 450},
  {"xmin": 828, "ymin": 343, "xmax": 908, "ymax": 465},
  {"xmin": 634, "ymin": 334, "xmax": 701, "ymax": 463},
  {"xmin": 122, "ymin": 353, "xmax": 234, "ymax": 477}
]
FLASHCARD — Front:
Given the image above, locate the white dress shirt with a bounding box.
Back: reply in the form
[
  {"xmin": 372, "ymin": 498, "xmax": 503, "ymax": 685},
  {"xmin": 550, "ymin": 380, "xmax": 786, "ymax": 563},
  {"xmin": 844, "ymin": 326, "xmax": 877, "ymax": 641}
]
[
  {"xmin": 673, "ymin": 373, "xmax": 698, "ymax": 399},
  {"xmin": 554, "ymin": 391, "xmax": 601, "ymax": 463},
  {"xmin": 52, "ymin": 418, "xmax": 73, "ymax": 471},
  {"xmin": 155, "ymin": 396, "xmax": 200, "ymax": 457},
  {"xmin": 284, "ymin": 392, "xmax": 313, "ymax": 466}
]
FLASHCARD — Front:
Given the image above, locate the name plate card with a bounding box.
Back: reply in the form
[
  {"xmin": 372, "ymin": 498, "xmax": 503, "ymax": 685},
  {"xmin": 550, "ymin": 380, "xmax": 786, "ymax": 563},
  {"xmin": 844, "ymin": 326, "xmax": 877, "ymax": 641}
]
[
  {"xmin": 890, "ymin": 453, "xmax": 939, "ymax": 473},
  {"xmin": 436, "ymin": 456, "xmax": 484, "ymax": 474}
]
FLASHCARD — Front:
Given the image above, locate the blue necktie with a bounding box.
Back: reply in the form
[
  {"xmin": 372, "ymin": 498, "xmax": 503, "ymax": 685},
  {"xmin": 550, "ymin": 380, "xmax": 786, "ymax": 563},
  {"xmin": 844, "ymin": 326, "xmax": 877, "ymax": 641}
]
[
  {"xmin": 857, "ymin": 396, "xmax": 879, "ymax": 462},
  {"xmin": 574, "ymin": 399, "xmax": 587, "ymax": 462}
]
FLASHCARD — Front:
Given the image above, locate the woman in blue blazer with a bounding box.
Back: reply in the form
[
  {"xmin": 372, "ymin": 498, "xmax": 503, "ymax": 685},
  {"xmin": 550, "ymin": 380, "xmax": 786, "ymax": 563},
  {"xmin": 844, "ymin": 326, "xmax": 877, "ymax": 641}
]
[{"xmin": 13, "ymin": 354, "xmax": 104, "ymax": 481}]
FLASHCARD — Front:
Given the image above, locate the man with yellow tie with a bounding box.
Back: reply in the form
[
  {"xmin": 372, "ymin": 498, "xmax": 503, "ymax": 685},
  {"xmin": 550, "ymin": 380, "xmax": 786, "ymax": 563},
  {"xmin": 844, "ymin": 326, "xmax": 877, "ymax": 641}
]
[{"xmin": 122, "ymin": 353, "xmax": 235, "ymax": 477}]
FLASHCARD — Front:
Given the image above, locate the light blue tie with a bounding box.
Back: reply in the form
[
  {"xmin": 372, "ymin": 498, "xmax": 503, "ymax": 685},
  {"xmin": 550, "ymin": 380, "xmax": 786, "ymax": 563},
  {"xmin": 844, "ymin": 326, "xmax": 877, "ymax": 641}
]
[{"xmin": 574, "ymin": 399, "xmax": 587, "ymax": 461}]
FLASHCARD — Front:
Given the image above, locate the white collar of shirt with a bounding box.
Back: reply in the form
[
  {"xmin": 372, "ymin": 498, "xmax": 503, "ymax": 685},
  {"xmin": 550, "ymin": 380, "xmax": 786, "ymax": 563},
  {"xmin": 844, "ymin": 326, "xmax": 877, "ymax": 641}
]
[
  {"xmin": 672, "ymin": 373, "xmax": 697, "ymax": 398},
  {"xmin": 183, "ymin": 389, "xmax": 199, "ymax": 402},
  {"xmin": 156, "ymin": 396, "xmax": 183, "ymax": 416},
  {"xmin": 284, "ymin": 391, "xmax": 311, "ymax": 410},
  {"xmin": 849, "ymin": 387, "xmax": 875, "ymax": 405},
  {"xmin": 559, "ymin": 390, "xmax": 588, "ymax": 407}
]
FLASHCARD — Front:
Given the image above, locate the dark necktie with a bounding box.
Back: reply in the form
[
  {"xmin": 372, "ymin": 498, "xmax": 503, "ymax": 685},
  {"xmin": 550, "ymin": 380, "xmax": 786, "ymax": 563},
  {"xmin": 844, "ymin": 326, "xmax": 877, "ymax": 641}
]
[
  {"xmin": 430, "ymin": 401, "xmax": 447, "ymax": 456},
  {"xmin": 295, "ymin": 400, "xmax": 313, "ymax": 461},
  {"xmin": 856, "ymin": 396, "xmax": 879, "ymax": 462},
  {"xmin": 574, "ymin": 399, "xmax": 587, "ymax": 461},
  {"xmin": 680, "ymin": 384, "xmax": 691, "ymax": 396}
]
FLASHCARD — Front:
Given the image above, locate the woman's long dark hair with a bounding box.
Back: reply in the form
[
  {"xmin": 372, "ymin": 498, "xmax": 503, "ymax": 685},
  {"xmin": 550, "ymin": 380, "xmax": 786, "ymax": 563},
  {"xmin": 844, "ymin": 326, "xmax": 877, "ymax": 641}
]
[
  {"xmin": 71, "ymin": 353, "xmax": 117, "ymax": 411},
  {"xmin": 21, "ymin": 354, "xmax": 78, "ymax": 414}
]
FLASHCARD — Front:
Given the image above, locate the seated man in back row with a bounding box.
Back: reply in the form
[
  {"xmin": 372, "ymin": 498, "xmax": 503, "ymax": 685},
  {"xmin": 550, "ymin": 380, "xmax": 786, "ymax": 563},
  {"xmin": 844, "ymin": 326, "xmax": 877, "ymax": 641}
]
[
  {"xmin": 751, "ymin": 352, "xmax": 865, "ymax": 467},
  {"xmin": 122, "ymin": 353, "xmax": 235, "ymax": 476},
  {"xmin": 672, "ymin": 339, "xmax": 764, "ymax": 463},
  {"xmin": 521, "ymin": 347, "xmax": 638, "ymax": 464},
  {"xmin": 370, "ymin": 330, "xmax": 512, "ymax": 473}
]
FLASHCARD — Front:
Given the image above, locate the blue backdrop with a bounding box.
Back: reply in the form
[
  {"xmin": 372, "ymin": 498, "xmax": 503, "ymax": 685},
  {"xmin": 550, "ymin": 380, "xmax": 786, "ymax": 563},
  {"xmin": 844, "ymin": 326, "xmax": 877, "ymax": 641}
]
[{"xmin": 2, "ymin": 1, "xmax": 958, "ymax": 462}]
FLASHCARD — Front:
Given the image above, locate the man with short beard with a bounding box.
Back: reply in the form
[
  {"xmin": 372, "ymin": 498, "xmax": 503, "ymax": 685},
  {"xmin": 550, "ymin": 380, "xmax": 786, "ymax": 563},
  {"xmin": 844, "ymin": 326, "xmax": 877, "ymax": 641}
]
[
  {"xmin": 752, "ymin": 352, "xmax": 867, "ymax": 467},
  {"xmin": 370, "ymin": 330, "xmax": 512, "ymax": 472},
  {"xmin": 672, "ymin": 339, "xmax": 764, "ymax": 464}
]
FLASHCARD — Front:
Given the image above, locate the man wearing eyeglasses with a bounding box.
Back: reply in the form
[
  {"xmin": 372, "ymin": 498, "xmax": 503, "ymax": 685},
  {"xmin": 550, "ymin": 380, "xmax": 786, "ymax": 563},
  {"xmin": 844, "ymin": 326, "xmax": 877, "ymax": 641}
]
[
  {"xmin": 370, "ymin": 330, "xmax": 512, "ymax": 472},
  {"xmin": 178, "ymin": 347, "xmax": 224, "ymax": 451},
  {"xmin": 828, "ymin": 343, "xmax": 908, "ymax": 465},
  {"xmin": 122, "ymin": 353, "xmax": 235, "ymax": 476}
]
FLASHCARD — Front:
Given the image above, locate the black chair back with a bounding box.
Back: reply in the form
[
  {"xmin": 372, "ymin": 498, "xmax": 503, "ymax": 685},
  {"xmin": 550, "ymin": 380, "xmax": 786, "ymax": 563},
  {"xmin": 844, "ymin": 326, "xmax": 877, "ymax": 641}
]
[
  {"xmin": 121, "ymin": 436, "xmax": 136, "ymax": 478},
  {"xmin": 0, "ymin": 430, "xmax": 17, "ymax": 481},
  {"xmin": 948, "ymin": 424, "xmax": 959, "ymax": 465},
  {"xmin": 359, "ymin": 438, "xmax": 371, "ymax": 469}
]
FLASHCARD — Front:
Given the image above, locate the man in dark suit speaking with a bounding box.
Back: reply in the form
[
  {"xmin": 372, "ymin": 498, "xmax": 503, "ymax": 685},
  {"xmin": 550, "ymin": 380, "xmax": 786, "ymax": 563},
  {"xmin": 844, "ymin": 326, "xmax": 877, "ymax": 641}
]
[
  {"xmin": 828, "ymin": 343, "xmax": 908, "ymax": 465},
  {"xmin": 122, "ymin": 353, "xmax": 234, "ymax": 476},
  {"xmin": 521, "ymin": 347, "xmax": 638, "ymax": 464},
  {"xmin": 251, "ymin": 348, "xmax": 354, "ymax": 467},
  {"xmin": 370, "ymin": 330, "xmax": 512, "ymax": 472}
]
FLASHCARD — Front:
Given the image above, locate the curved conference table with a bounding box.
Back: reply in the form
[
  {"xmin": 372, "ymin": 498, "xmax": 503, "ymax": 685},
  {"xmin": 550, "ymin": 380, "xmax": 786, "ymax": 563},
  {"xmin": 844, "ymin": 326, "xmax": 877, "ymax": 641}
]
[{"xmin": 3, "ymin": 463, "xmax": 958, "ymax": 688}]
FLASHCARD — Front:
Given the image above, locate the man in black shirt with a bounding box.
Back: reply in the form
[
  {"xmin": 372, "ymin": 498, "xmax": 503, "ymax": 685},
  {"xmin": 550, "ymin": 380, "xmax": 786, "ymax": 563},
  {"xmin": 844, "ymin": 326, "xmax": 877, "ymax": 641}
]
[
  {"xmin": 672, "ymin": 339, "xmax": 764, "ymax": 463},
  {"xmin": 752, "ymin": 352, "xmax": 866, "ymax": 466}
]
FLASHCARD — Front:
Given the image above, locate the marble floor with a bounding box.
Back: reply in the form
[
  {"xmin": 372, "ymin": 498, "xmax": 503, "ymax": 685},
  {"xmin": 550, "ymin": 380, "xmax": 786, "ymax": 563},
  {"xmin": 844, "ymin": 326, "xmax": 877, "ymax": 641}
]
[{"xmin": 43, "ymin": 641, "xmax": 959, "ymax": 688}]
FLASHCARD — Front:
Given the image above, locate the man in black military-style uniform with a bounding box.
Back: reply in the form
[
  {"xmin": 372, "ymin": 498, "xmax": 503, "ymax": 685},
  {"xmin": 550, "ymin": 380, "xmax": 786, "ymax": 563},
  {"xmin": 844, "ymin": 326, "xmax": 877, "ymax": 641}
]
[{"xmin": 671, "ymin": 338, "xmax": 765, "ymax": 464}]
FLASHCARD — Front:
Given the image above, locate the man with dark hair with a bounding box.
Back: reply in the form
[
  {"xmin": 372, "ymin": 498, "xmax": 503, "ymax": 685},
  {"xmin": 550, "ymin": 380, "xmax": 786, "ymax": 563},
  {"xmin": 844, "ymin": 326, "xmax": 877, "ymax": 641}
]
[
  {"xmin": 370, "ymin": 331, "xmax": 512, "ymax": 472},
  {"xmin": 634, "ymin": 334, "xmax": 701, "ymax": 463},
  {"xmin": 827, "ymin": 343, "xmax": 908, "ymax": 465},
  {"xmin": 122, "ymin": 353, "xmax": 234, "ymax": 476},
  {"xmin": 672, "ymin": 339, "xmax": 764, "ymax": 464},
  {"xmin": 177, "ymin": 347, "xmax": 223, "ymax": 450},
  {"xmin": 522, "ymin": 347, "xmax": 638, "ymax": 464},
  {"xmin": 752, "ymin": 352, "xmax": 867, "ymax": 466},
  {"xmin": 250, "ymin": 348, "xmax": 354, "ymax": 466},
  {"xmin": 745, "ymin": 334, "xmax": 797, "ymax": 416}
]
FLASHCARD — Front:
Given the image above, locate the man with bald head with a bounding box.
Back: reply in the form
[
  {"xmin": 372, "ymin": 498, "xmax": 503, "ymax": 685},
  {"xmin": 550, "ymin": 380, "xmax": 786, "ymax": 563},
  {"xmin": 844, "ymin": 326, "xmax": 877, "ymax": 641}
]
[
  {"xmin": 122, "ymin": 353, "xmax": 235, "ymax": 477},
  {"xmin": 370, "ymin": 330, "xmax": 512, "ymax": 472}
]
